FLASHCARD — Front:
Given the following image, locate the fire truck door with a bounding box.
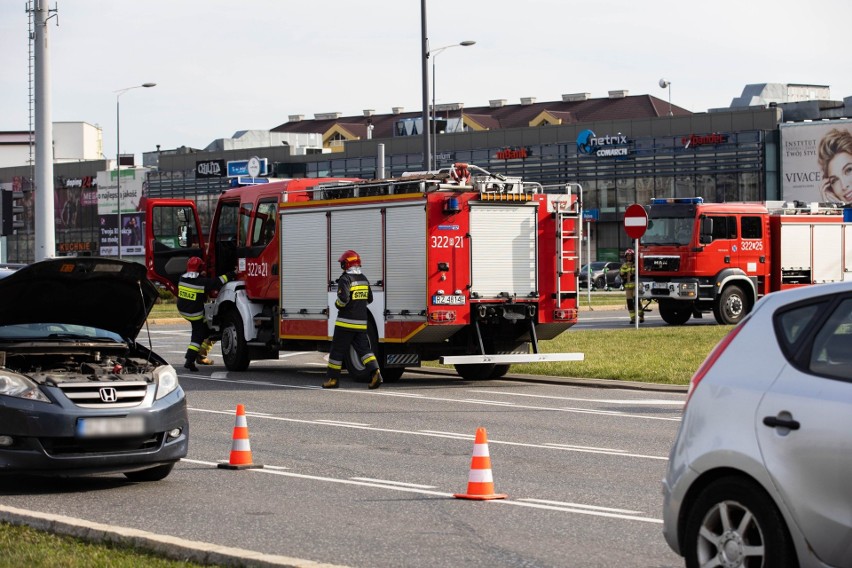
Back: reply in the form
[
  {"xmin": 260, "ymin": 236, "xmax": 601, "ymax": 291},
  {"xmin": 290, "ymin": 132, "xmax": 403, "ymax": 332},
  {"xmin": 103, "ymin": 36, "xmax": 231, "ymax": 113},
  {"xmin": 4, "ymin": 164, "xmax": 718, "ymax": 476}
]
[{"xmin": 145, "ymin": 200, "xmax": 204, "ymax": 294}]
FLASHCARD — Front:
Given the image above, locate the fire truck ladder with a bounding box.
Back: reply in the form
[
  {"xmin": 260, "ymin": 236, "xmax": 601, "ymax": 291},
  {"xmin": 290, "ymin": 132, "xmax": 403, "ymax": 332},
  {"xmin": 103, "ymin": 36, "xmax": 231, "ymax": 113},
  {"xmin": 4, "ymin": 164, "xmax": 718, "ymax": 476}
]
[{"xmin": 555, "ymin": 197, "xmax": 580, "ymax": 303}]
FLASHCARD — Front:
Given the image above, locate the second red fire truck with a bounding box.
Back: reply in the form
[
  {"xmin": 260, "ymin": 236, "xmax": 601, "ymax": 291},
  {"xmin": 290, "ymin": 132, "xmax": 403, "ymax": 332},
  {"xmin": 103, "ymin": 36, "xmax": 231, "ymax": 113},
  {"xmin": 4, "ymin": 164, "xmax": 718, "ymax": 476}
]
[
  {"xmin": 145, "ymin": 164, "xmax": 583, "ymax": 381},
  {"xmin": 637, "ymin": 197, "xmax": 850, "ymax": 325}
]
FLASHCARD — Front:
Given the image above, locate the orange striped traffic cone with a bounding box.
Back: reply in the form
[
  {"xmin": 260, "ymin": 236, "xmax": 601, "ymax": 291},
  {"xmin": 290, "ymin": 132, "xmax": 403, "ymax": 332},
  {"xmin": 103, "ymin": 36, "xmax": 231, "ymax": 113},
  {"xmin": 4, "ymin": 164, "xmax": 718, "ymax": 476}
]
[
  {"xmin": 217, "ymin": 404, "xmax": 263, "ymax": 470},
  {"xmin": 454, "ymin": 427, "xmax": 507, "ymax": 500}
]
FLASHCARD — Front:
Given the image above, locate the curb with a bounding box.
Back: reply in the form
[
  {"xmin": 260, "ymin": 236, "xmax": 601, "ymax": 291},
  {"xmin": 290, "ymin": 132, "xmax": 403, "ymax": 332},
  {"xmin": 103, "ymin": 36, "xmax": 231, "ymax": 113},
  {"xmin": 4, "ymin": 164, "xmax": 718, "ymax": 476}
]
[{"xmin": 0, "ymin": 505, "xmax": 348, "ymax": 568}]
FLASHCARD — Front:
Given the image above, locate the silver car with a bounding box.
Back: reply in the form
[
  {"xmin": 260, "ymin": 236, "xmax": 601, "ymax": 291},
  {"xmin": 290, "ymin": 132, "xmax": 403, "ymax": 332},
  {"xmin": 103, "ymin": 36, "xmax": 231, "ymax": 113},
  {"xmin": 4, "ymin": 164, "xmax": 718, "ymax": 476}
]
[{"xmin": 662, "ymin": 281, "xmax": 852, "ymax": 568}]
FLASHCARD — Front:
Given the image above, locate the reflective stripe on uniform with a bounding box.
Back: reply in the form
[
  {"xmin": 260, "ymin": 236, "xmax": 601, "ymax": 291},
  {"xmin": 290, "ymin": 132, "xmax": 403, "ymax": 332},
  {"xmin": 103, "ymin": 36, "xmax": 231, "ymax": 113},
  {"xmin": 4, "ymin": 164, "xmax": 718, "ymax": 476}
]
[
  {"xmin": 335, "ymin": 317, "xmax": 367, "ymax": 330},
  {"xmin": 179, "ymin": 311, "xmax": 205, "ymax": 321}
]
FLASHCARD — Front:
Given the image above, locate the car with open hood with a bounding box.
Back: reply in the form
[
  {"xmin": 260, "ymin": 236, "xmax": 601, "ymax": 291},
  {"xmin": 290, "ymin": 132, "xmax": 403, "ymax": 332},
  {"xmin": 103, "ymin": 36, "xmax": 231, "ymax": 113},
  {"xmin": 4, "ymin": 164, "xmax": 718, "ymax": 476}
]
[{"xmin": 0, "ymin": 258, "xmax": 188, "ymax": 480}]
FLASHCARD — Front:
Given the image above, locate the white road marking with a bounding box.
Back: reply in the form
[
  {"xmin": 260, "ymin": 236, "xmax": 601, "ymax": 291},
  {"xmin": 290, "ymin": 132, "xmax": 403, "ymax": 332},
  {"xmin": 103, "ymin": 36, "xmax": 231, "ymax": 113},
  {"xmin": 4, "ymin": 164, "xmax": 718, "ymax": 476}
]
[
  {"xmin": 187, "ymin": 407, "xmax": 668, "ymax": 460},
  {"xmin": 476, "ymin": 389, "xmax": 685, "ymax": 405},
  {"xmin": 350, "ymin": 478, "xmax": 437, "ymax": 489},
  {"xmin": 184, "ymin": 375, "xmax": 680, "ymax": 422},
  {"xmin": 178, "ymin": 459, "xmax": 661, "ymax": 524}
]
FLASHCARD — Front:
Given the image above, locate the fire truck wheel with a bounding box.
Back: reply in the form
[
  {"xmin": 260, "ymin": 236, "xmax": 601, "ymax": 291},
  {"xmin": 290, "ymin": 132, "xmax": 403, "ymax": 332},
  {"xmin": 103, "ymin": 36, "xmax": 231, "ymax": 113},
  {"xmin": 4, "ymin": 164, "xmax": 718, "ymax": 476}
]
[
  {"xmin": 455, "ymin": 363, "xmax": 496, "ymax": 381},
  {"xmin": 713, "ymin": 284, "xmax": 748, "ymax": 325},
  {"xmin": 221, "ymin": 310, "xmax": 250, "ymax": 371},
  {"xmin": 659, "ymin": 301, "xmax": 692, "ymax": 325},
  {"xmin": 381, "ymin": 367, "xmax": 404, "ymax": 382},
  {"xmin": 490, "ymin": 364, "xmax": 511, "ymax": 379}
]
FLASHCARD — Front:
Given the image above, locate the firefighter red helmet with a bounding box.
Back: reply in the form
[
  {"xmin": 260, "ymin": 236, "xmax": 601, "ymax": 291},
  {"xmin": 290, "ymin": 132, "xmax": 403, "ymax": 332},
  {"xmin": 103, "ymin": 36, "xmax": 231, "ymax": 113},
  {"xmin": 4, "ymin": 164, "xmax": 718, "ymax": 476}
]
[
  {"xmin": 625, "ymin": 248, "xmax": 635, "ymax": 258},
  {"xmin": 187, "ymin": 257, "xmax": 204, "ymax": 272},
  {"xmin": 339, "ymin": 250, "xmax": 361, "ymax": 270}
]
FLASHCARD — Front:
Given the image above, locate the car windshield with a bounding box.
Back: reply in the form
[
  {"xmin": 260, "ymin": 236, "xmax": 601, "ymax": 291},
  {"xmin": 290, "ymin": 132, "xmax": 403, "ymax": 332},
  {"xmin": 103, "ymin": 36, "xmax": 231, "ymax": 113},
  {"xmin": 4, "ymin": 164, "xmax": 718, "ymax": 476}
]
[{"xmin": 0, "ymin": 323, "xmax": 122, "ymax": 342}]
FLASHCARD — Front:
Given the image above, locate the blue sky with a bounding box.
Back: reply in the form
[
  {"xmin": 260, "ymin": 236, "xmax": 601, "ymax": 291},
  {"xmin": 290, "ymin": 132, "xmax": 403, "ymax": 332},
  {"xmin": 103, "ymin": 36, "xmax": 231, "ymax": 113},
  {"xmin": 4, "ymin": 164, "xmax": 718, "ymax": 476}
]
[{"xmin": 2, "ymin": 0, "xmax": 850, "ymax": 159}]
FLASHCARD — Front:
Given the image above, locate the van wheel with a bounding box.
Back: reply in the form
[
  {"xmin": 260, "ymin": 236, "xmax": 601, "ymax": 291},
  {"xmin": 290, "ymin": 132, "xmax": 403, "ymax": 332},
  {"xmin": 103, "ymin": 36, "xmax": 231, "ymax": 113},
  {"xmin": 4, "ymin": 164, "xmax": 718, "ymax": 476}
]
[{"xmin": 221, "ymin": 311, "xmax": 250, "ymax": 371}]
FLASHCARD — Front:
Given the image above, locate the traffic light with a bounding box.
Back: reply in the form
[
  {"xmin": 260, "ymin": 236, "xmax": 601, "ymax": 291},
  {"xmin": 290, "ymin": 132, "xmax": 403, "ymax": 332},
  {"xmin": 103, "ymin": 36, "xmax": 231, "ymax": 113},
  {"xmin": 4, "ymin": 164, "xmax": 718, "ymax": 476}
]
[{"xmin": 1, "ymin": 190, "xmax": 25, "ymax": 236}]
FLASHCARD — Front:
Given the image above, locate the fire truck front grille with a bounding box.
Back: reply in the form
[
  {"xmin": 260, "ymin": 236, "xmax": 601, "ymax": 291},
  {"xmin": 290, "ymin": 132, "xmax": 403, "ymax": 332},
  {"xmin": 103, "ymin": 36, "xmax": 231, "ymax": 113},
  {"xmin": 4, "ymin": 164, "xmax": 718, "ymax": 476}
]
[{"xmin": 643, "ymin": 256, "xmax": 680, "ymax": 272}]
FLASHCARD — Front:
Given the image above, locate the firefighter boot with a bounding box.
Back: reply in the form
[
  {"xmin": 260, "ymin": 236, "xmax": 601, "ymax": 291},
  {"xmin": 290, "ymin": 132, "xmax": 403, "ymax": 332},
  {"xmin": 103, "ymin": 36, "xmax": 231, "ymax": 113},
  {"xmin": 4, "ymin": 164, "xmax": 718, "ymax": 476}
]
[
  {"xmin": 197, "ymin": 340, "xmax": 214, "ymax": 365},
  {"xmin": 322, "ymin": 377, "xmax": 339, "ymax": 389},
  {"xmin": 184, "ymin": 358, "xmax": 199, "ymax": 372},
  {"xmin": 368, "ymin": 369, "xmax": 383, "ymax": 390}
]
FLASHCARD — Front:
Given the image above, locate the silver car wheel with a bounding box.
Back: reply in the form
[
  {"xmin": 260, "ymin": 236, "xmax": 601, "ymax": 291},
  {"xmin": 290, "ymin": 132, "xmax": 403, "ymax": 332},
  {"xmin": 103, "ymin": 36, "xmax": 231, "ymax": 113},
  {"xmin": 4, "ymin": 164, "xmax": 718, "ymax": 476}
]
[
  {"xmin": 684, "ymin": 477, "xmax": 795, "ymax": 568},
  {"xmin": 696, "ymin": 500, "xmax": 763, "ymax": 567}
]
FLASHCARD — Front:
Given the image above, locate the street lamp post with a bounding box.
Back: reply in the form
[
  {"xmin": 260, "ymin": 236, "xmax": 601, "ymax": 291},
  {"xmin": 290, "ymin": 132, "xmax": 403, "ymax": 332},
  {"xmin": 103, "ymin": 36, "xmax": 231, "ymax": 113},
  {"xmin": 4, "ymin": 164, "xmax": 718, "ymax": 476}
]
[
  {"xmin": 431, "ymin": 40, "xmax": 475, "ymax": 170},
  {"xmin": 659, "ymin": 78, "xmax": 672, "ymax": 116},
  {"xmin": 115, "ymin": 82, "xmax": 156, "ymax": 259}
]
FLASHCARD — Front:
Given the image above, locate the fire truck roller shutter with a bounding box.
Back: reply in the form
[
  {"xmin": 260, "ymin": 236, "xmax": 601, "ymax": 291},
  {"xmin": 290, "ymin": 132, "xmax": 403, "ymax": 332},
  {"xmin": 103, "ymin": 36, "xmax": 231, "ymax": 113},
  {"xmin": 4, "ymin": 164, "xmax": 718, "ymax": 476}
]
[
  {"xmin": 330, "ymin": 209, "xmax": 383, "ymax": 288},
  {"xmin": 469, "ymin": 204, "xmax": 537, "ymax": 298},
  {"xmin": 385, "ymin": 204, "xmax": 427, "ymax": 316},
  {"xmin": 281, "ymin": 211, "xmax": 329, "ymax": 317},
  {"xmin": 330, "ymin": 207, "xmax": 384, "ymax": 380}
]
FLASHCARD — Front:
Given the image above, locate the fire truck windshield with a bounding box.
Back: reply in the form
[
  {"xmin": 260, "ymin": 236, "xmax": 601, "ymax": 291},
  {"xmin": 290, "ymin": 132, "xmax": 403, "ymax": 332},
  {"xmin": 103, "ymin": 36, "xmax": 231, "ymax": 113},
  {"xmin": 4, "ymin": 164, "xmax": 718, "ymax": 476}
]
[{"xmin": 643, "ymin": 216, "xmax": 694, "ymax": 246}]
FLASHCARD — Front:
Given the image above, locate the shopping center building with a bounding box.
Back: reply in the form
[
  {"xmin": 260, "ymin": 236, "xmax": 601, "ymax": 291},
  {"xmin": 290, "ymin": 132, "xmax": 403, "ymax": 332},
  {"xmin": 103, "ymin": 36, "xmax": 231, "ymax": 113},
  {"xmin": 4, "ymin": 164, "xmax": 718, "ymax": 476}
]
[{"xmin": 1, "ymin": 83, "xmax": 850, "ymax": 263}]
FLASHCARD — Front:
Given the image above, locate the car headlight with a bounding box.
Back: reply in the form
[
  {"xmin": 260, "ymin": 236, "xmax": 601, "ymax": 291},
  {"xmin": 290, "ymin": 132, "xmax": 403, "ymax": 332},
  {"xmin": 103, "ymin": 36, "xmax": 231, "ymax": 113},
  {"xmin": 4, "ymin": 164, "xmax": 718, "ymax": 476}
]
[
  {"xmin": 0, "ymin": 371, "xmax": 51, "ymax": 403},
  {"xmin": 154, "ymin": 365, "xmax": 180, "ymax": 400}
]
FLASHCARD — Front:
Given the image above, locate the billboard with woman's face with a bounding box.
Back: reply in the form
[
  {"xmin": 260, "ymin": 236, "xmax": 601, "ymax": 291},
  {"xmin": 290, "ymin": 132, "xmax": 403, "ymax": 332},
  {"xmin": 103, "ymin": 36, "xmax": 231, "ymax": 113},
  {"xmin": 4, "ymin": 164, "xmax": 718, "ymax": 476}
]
[{"xmin": 781, "ymin": 121, "xmax": 852, "ymax": 204}]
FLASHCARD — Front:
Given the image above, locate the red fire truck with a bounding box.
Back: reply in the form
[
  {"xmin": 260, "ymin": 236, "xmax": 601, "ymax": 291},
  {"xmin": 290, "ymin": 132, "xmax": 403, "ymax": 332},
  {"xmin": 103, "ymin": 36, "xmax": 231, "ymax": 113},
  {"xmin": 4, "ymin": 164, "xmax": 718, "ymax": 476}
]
[
  {"xmin": 637, "ymin": 197, "xmax": 850, "ymax": 325},
  {"xmin": 145, "ymin": 164, "xmax": 583, "ymax": 381}
]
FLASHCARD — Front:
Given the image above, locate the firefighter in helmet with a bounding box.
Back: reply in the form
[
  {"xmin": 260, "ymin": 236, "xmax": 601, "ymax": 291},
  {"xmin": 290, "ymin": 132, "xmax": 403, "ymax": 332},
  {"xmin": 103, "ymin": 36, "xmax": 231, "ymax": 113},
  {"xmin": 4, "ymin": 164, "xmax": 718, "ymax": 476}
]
[
  {"xmin": 323, "ymin": 250, "xmax": 383, "ymax": 389},
  {"xmin": 620, "ymin": 248, "xmax": 644, "ymax": 324},
  {"xmin": 177, "ymin": 257, "xmax": 236, "ymax": 371}
]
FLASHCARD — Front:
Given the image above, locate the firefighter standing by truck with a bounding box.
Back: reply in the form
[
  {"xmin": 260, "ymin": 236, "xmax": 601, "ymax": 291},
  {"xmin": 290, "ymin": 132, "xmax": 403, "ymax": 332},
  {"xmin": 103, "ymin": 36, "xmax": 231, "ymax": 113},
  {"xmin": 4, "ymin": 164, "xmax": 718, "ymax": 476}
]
[
  {"xmin": 323, "ymin": 250, "xmax": 383, "ymax": 389},
  {"xmin": 177, "ymin": 257, "xmax": 237, "ymax": 371},
  {"xmin": 620, "ymin": 248, "xmax": 644, "ymax": 324}
]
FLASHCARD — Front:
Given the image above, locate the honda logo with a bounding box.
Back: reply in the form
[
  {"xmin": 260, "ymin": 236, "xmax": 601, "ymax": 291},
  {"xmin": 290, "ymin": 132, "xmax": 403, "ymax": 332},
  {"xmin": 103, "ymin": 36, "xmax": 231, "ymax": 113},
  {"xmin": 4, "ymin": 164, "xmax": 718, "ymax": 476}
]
[{"xmin": 99, "ymin": 387, "xmax": 118, "ymax": 403}]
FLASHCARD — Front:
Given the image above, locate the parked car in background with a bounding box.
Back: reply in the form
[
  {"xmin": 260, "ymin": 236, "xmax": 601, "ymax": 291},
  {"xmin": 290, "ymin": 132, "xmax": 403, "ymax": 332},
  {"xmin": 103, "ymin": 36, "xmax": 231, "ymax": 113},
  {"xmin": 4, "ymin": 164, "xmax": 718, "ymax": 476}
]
[
  {"xmin": 0, "ymin": 258, "xmax": 188, "ymax": 480},
  {"xmin": 578, "ymin": 261, "xmax": 623, "ymax": 290},
  {"xmin": 662, "ymin": 281, "xmax": 852, "ymax": 568}
]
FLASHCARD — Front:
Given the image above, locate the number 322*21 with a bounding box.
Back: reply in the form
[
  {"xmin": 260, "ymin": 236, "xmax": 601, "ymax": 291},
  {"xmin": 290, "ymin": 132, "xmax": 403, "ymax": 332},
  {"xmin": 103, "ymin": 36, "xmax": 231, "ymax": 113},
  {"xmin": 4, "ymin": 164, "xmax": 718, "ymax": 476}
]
[{"xmin": 431, "ymin": 235, "xmax": 464, "ymax": 249}]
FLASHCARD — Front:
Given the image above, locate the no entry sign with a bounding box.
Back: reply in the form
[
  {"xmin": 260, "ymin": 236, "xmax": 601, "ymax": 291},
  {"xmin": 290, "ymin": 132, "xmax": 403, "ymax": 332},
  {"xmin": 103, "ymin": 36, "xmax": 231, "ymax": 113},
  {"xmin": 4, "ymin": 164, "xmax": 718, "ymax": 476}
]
[{"xmin": 624, "ymin": 204, "xmax": 648, "ymax": 239}]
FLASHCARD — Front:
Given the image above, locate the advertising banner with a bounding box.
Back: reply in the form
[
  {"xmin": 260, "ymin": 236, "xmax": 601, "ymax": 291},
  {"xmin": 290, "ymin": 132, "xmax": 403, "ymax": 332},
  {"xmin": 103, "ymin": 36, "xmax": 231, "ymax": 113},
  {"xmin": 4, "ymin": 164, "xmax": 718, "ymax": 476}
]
[
  {"xmin": 780, "ymin": 121, "xmax": 852, "ymax": 203},
  {"xmin": 96, "ymin": 169, "xmax": 147, "ymax": 214}
]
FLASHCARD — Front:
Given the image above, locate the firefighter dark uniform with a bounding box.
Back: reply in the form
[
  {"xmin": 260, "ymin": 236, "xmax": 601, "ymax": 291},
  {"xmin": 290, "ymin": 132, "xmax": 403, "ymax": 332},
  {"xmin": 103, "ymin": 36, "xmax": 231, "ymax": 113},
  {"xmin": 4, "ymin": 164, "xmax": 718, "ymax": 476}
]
[
  {"xmin": 323, "ymin": 250, "xmax": 382, "ymax": 389},
  {"xmin": 620, "ymin": 248, "xmax": 644, "ymax": 324},
  {"xmin": 177, "ymin": 257, "xmax": 236, "ymax": 371}
]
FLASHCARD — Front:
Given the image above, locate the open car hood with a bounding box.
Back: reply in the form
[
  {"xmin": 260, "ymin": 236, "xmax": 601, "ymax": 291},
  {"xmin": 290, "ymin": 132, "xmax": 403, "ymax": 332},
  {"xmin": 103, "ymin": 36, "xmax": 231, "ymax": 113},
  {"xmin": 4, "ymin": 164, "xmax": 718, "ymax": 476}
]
[{"xmin": 0, "ymin": 258, "xmax": 159, "ymax": 340}]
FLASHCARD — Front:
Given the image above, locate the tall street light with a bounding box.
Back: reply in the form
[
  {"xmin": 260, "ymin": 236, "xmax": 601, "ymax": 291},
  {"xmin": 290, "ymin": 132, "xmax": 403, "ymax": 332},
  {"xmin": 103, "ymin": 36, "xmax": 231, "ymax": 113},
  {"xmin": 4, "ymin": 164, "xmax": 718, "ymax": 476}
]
[
  {"xmin": 115, "ymin": 82, "xmax": 156, "ymax": 259},
  {"xmin": 431, "ymin": 40, "xmax": 475, "ymax": 170},
  {"xmin": 659, "ymin": 78, "xmax": 672, "ymax": 116},
  {"xmin": 420, "ymin": 0, "xmax": 430, "ymax": 173}
]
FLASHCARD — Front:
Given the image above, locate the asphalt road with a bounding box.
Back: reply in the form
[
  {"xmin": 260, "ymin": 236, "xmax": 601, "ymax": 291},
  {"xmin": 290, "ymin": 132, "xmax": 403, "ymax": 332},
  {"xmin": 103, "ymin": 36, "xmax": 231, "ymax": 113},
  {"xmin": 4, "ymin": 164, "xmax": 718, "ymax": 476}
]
[{"xmin": 1, "ymin": 322, "xmax": 687, "ymax": 568}]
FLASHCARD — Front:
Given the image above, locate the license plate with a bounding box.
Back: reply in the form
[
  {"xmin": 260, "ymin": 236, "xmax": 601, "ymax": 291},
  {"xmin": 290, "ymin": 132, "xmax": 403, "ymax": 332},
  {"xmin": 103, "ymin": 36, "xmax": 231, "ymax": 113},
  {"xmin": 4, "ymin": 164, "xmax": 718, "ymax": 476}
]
[
  {"xmin": 432, "ymin": 294, "xmax": 465, "ymax": 305},
  {"xmin": 652, "ymin": 282, "xmax": 668, "ymax": 289},
  {"xmin": 76, "ymin": 416, "xmax": 146, "ymax": 438}
]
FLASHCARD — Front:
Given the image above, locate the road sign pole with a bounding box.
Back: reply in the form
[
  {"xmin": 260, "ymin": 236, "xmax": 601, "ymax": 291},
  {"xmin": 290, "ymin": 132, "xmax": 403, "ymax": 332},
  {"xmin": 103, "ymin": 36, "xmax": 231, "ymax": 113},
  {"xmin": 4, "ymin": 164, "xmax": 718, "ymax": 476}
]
[
  {"xmin": 623, "ymin": 204, "xmax": 648, "ymax": 330},
  {"xmin": 635, "ymin": 237, "xmax": 640, "ymax": 330}
]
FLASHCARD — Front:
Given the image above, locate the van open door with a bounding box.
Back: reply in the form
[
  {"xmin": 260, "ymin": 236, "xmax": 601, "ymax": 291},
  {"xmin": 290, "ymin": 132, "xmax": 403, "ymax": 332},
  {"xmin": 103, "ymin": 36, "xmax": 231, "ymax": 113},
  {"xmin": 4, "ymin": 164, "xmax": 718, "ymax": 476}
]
[{"xmin": 145, "ymin": 199, "xmax": 205, "ymax": 294}]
